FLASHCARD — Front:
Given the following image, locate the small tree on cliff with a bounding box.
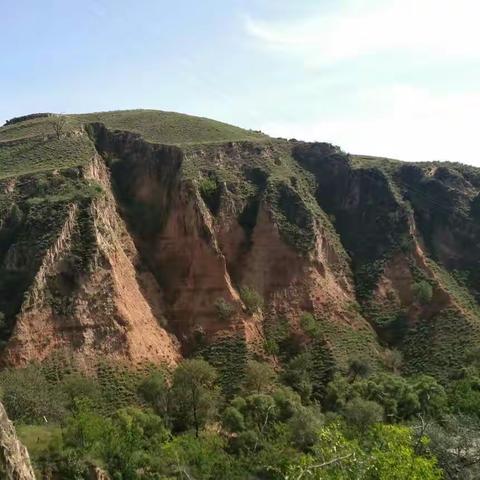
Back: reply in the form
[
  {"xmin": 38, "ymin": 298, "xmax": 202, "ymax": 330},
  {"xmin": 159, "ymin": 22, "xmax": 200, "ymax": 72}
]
[
  {"xmin": 240, "ymin": 286, "xmax": 263, "ymax": 314},
  {"xmin": 49, "ymin": 114, "xmax": 67, "ymax": 139}
]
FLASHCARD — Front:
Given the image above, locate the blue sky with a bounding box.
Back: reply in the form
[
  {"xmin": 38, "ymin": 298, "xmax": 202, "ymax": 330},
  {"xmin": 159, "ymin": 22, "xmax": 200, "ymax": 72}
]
[{"xmin": 2, "ymin": 0, "xmax": 480, "ymax": 164}]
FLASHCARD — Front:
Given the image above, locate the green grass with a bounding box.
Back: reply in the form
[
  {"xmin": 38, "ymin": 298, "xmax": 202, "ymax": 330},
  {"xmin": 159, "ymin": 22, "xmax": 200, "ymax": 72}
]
[
  {"xmin": 0, "ymin": 116, "xmax": 57, "ymax": 142},
  {"xmin": 74, "ymin": 109, "xmax": 268, "ymax": 145},
  {"xmin": 0, "ymin": 109, "xmax": 268, "ymax": 180},
  {"xmin": 0, "ymin": 134, "xmax": 95, "ymax": 179},
  {"xmin": 0, "ymin": 109, "xmax": 268, "ymax": 146}
]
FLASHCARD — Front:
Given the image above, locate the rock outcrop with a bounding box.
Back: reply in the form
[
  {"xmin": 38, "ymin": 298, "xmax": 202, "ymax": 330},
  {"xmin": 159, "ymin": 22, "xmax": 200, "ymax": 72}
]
[{"xmin": 0, "ymin": 401, "xmax": 36, "ymax": 480}]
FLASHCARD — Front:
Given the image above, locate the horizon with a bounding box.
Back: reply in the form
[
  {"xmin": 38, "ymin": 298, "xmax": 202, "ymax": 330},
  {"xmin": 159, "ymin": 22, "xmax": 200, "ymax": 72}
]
[{"xmin": 2, "ymin": 0, "xmax": 480, "ymax": 165}]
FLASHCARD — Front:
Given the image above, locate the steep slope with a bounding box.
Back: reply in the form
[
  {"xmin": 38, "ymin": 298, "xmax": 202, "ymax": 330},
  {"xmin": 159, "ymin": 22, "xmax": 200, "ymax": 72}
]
[
  {"xmin": 1, "ymin": 110, "xmax": 480, "ymax": 383},
  {"xmin": 0, "ymin": 401, "xmax": 36, "ymax": 480},
  {"xmin": 294, "ymin": 144, "xmax": 480, "ymax": 378}
]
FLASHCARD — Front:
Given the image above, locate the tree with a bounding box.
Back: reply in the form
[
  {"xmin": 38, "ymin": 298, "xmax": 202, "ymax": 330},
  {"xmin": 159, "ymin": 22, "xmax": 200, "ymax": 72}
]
[
  {"xmin": 347, "ymin": 357, "xmax": 371, "ymax": 383},
  {"xmin": 49, "ymin": 114, "xmax": 67, "ymax": 139},
  {"xmin": 342, "ymin": 397, "xmax": 384, "ymax": 429},
  {"xmin": 285, "ymin": 423, "xmax": 442, "ymax": 479},
  {"xmin": 242, "ymin": 394, "xmax": 277, "ymax": 432},
  {"xmin": 384, "ymin": 348, "xmax": 403, "ymax": 374},
  {"xmin": 356, "ymin": 373, "xmax": 420, "ymax": 421},
  {"xmin": 286, "ymin": 423, "xmax": 363, "ymax": 478},
  {"xmin": 138, "ymin": 371, "xmax": 171, "ymax": 424},
  {"xmin": 61, "ymin": 372, "xmax": 103, "ymax": 410},
  {"xmin": 367, "ymin": 424, "xmax": 442, "ymax": 479},
  {"xmin": 273, "ymin": 386, "xmax": 302, "ymax": 421},
  {"xmin": 424, "ymin": 414, "xmax": 480, "ymax": 480},
  {"xmin": 170, "ymin": 359, "xmax": 219, "ymax": 437},
  {"xmin": 288, "ymin": 407, "xmax": 323, "ymax": 451},
  {"xmin": 449, "ymin": 373, "xmax": 480, "ymax": 418},
  {"xmin": 158, "ymin": 432, "xmax": 242, "ymax": 479},
  {"xmin": 281, "ymin": 352, "xmax": 314, "ymax": 401},
  {"xmin": 0, "ymin": 366, "xmax": 67, "ymax": 423},
  {"xmin": 222, "ymin": 406, "xmax": 245, "ymax": 433},
  {"xmin": 243, "ymin": 360, "xmax": 276, "ymax": 394},
  {"xmin": 324, "ymin": 373, "xmax": 352, "ymax": 411},
  {"xmin": 411, "ymin": 375, "xmax": 448, "ymax": 419}
]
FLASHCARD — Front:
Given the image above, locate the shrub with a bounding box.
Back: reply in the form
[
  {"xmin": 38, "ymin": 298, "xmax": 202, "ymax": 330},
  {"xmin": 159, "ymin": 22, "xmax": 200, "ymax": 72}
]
[
  {"xmin": 384, "ymin": 348, "xmax": 403, "ymax": 373},
  {"xmin": 214, "ymin": 297, "xmax": 235, "ymax": 321},
  {"xmin": 288, "ymin": 406, "xmax": 323, "ymax": 451},
  {"xmin": 222, "ymin": 406, "xmax": 245, "ymax": 433},
  {"xmin": 199, "ymin": 176, "xmax": 221, "ymax": 214},
  {"xmin": 412, "ymin": 280, "xmax": 433, "ymax": 304},
  {"xmin": 342, "ymin": 397, "xmax": 384, "ymax": 429},
  {"xmin": 300, "ymin": 312, "xmax": 320, "ymax": 338},
  {"xmin": 199, "ymin": 177, "xmax": 218, "ymax": 200},
  {"xmin": 347, "ymin": 357, "xmax": 371, "ymax": 382},
  {"xmin": 239, "ymin": 286, "xmax": 263, "ymax": 314}
]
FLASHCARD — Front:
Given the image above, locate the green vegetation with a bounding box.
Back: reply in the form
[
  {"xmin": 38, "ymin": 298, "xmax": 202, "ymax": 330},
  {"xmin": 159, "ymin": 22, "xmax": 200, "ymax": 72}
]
[
  {"xmin": 1, "ymin": 110, "xmax": 267, "ymax": 146},
  {"xmin": 239, "ymin": 286, "xmax": 263, "ymax": 314},
  {"xmin": 0, "ymin": 134, "xmax": 95, "ymax": 179},
  {"xmin": 3, "ymin": 110, "xmax": 480, "ymax": 478},
  {"xmin": 199, "ymin": 175, "xmax": 221, "ymax": 214},
  {"xmin": 214, "ymin": 297, "xmax": 235, "ymax": 321},
  {"xmin": 412, "ymin": 280, "xmax": 433, "ymax": 304},
  {"xmin": 300, "ymin": 312, "xmax": 321, "ymax": 338},
  {"xmin": 75, "ymin": 109, "xmax": 268, "ymax": 145},
  {"xmin": 4, "ymin": 355, "xmax": 457, "ymax": 479}
]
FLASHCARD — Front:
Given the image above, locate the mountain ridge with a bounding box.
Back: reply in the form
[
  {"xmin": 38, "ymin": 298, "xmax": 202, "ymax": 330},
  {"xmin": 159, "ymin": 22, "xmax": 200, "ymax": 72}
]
[{"xmin": 0, "ymin": 110, "xmax": 479, "ymax": 386}]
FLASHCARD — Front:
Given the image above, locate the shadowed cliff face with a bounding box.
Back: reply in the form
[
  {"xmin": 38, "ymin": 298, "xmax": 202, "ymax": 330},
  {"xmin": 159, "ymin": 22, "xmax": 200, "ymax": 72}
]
[
  {"xmin": 1, "ymin": 115, "xmax": 480, "ymax": 381},
  {"xmin": 397, "ymin": 163, "xmax": 480, "ymax": 301},
  {"xmin": 293, "ymin": 143, "xmax": 480, "ymax": 377},
  {"xmin": 293, "ymin": 143, "xmax": 411, "ymax": 298}
]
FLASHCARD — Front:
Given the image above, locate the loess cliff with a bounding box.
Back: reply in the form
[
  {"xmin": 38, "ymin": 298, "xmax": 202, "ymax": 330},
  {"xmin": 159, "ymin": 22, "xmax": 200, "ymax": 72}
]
[{"xmin": 1, "ymin": 110, "xmax": 480, "ymax": 385}]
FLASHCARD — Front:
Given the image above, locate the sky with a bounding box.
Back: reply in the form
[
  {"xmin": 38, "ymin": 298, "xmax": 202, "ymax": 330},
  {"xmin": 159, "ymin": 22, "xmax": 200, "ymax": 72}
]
[{"xmin": 2, "ymin": 0, "xmax": 480, "ymax": 164}]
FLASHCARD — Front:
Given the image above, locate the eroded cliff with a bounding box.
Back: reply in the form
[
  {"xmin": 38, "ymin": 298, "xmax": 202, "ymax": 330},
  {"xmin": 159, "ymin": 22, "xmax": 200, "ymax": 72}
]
[{"xmin": 1, "ymin": 110, "xmax": 480, "ymax": 384}]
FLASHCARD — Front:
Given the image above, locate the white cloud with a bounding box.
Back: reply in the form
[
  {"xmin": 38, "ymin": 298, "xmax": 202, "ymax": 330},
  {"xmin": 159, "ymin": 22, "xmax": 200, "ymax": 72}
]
[
  {"xmin": 262, "ymin": 85, "xmax": 480, "ymax": 164},
  {"xmin": 245, "ymin": 1, "xmax": 480, "ymax": 165},
  {"xmin": 245, "ymin": 0, "xmax": 480, "ymax": 66}
]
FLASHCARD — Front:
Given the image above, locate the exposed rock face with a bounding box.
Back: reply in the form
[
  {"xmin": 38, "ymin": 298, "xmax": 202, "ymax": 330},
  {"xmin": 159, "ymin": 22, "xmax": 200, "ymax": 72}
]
[
  {"xmin": 89, "ymin": 466, "xmax": 110, "ymax": 480},
  {"xmin": 294, "ymin": 145, "xmax": 480, "ymax": 377},
  {"xmin": 1, "ymin": 118, "xmax": 480, "ymax": 381},
  {"xmin": 0, "ymin": 401, "xmax": 36, "ymax": 480},
  {"xmin": 1, "ymin": 154, "xmax": 180, "ymax": 368}
]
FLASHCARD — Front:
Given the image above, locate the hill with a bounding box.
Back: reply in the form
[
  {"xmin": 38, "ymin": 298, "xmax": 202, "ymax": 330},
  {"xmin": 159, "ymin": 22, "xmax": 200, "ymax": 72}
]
[{"xmin": 0, "ymin": 110, "xmax": 480, "ymax": 383}]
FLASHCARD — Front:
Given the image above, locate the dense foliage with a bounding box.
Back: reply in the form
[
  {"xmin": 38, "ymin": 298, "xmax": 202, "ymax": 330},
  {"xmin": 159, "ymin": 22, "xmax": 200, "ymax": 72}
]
[{"xmin": 6, "ymin": 350, "xmax": 480, "ymax": 479}]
